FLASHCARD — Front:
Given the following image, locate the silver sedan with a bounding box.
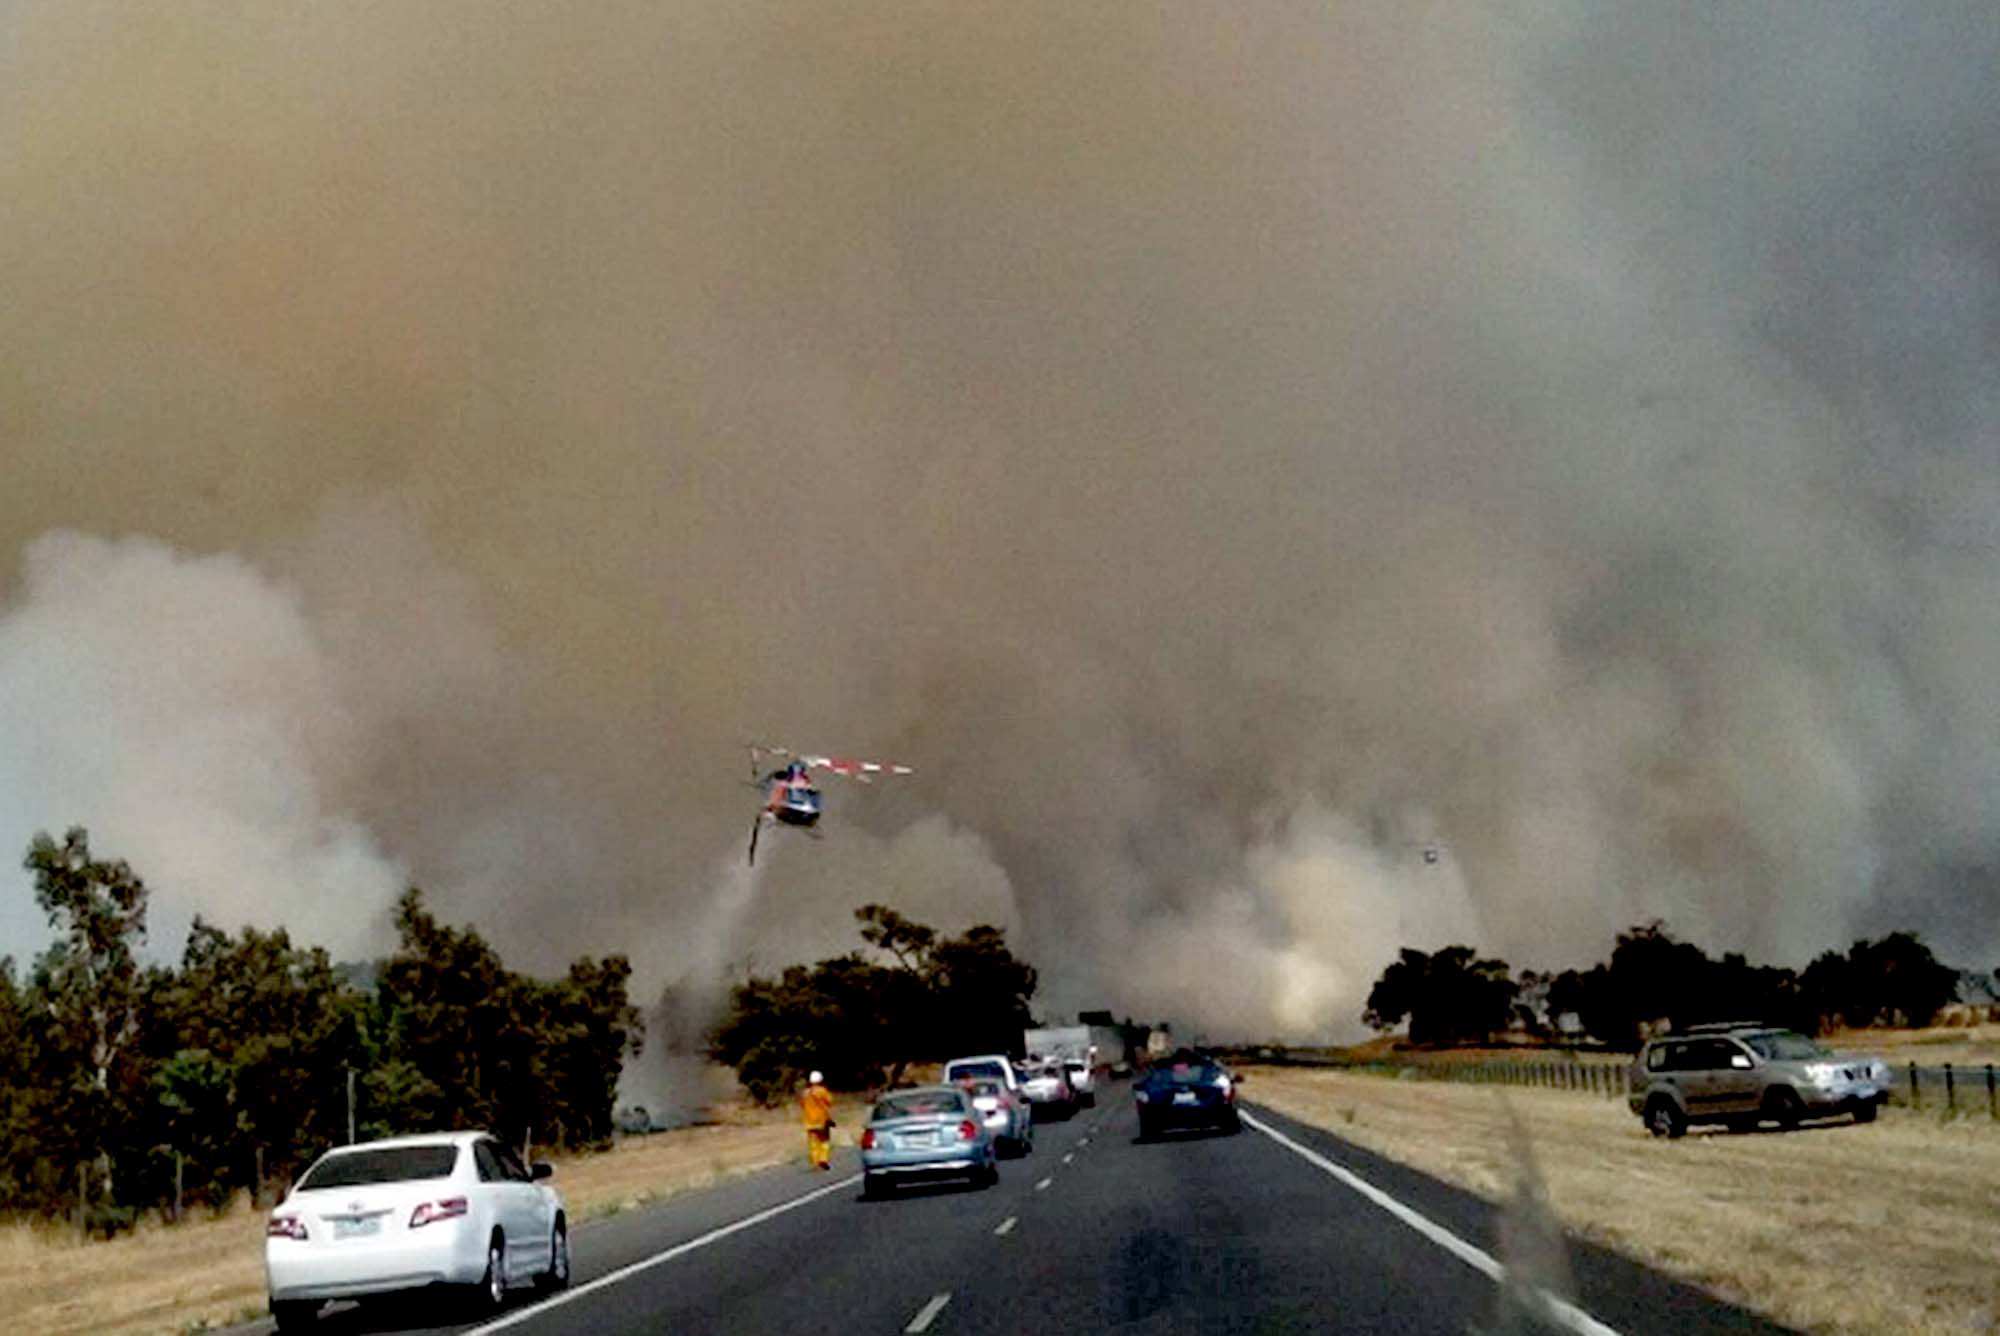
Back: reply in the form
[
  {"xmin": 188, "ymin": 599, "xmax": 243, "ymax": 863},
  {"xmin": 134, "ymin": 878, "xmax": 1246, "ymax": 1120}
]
[{"xmin": 859, "ymin": 1086, "xmax": 1000, "ymax": 1199}]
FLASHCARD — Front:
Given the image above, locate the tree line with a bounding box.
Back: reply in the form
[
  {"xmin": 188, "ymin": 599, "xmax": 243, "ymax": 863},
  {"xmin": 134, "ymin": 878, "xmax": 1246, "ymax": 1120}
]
[
  {"xmin": 1363, "ymin": 921, "xmax": 1980, "ymax": 1049},
  {"xmin": 0, "ymin": 828, "xmax": 641, "ymax": 1228},
  {"xmin": 705, "ymin": 904, "xmax": 1039, "ymax": 1103}
]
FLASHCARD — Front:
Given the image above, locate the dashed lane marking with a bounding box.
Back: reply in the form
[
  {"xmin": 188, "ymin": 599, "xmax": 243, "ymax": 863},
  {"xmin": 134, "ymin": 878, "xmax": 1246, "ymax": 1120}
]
[
  {"xmin": 1061, "ymin": 1153, "xmax": 1074, "ymax": 1164},
  {"xmin": 905, "ymin": 1292, "xmax": 953, "ymax": 1333},
  {"xmin": 463, "ymin": 1172, "xmax": 862, "ymax": 1335},
  {"xmin": 1034, "ymin": 1176, "xmax": 1053, "ymax": 1190},
  {"xmin": 994, "ymin": 1215, "xmax": 1017, "ymax": 1236},
  {"xmin": 1241, "ymin": 1112, "xmax": 1622, "ymax": 1336}
]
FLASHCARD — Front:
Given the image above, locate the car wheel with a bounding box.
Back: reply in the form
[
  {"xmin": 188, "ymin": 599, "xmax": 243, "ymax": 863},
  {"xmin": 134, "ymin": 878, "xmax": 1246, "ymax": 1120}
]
[
  {"xmin": 976, "ymin": 1161, "xmax": 999, "ymax": 1189},
  {"xmin": 861, "ymin": 1172, "xmax": 888, "ymax": 1200},
  {"xmin": 1136, "ymin": 1111, "xmax": 1157, "ymax": 1141},
  {"xmin": 1644, "ymin": 1097, "xmax": 1686, "ymax": 1139},
  {"xmin": 537, "ymin": 1220, "xmax": 570, "ymax": 1293},
  {"xmin": 271, "ymin": 1300, "xmax": 318, "ymax": 1332},
  {"xmin": 1851, "ymin": 1099, "xmax": 1878, "ymax": 1125},
  {"xmin": 1763, "ymin": 1088, "xmax": 1804, "ymax": 1131},
  {"xmin": 1222, "ymin": 1110, "xmax": 1243, "ymax": 1135},
  {"xmin": 475, "ymin": 1234, "xmax": 507, "ymax": 1313}
]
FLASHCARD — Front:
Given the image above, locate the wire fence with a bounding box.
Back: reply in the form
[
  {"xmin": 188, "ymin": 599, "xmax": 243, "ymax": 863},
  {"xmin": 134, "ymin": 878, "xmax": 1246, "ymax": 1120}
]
[{"xmin": 1250, "ymin": 1050, "xmax": 2000, "ymax": 1120}]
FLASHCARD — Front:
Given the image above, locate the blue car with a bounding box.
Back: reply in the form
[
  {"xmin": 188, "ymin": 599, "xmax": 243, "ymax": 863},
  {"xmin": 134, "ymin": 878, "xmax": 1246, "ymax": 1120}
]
[
  {"xmin": 859, "ymin": 1085, "xmax": 1000, "ymax": 1198},
  {"xmin": 1133, "ymin": 1052, "xmax": 1242, "ymax": 1138}
]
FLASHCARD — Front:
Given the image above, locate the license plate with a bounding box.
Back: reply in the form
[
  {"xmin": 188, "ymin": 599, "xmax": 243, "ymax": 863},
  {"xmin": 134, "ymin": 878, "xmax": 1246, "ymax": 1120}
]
[
  {"xmin": 902, "ymin": 1130, "xmax": 938, "ymax": 1146},
  {"xmin": 1173, "ymin": 1091, "xmax": 1198, "ymax": 1105},
  {"xmin": 333, "ymin": 1216, "xmax": 381, "ymax": 1240}
]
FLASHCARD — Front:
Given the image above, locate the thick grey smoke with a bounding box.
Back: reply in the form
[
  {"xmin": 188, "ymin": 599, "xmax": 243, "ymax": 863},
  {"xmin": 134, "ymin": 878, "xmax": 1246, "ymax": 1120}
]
[{"xmin": 1, "ymin": 2, "xmax": 1996, "ymax": 1039}]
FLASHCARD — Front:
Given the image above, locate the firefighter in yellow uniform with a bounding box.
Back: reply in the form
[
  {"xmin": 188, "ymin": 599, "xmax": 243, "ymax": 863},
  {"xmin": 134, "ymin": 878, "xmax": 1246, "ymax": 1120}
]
[{"xmin": 801, "ymin": 1070, "xmax": 835, "ymax": 1170}]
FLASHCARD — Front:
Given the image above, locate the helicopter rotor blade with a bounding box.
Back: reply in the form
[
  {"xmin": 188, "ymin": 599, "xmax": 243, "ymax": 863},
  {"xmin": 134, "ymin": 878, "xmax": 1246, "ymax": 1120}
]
[{"xmin": 799, "ymin": 755, "xmax": 915, "ymax": 779}]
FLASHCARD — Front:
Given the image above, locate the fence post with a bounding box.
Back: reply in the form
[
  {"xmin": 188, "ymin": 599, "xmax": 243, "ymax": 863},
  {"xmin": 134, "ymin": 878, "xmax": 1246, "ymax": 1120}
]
[
  {"xmin": 1987, "ymin": 1064, "xmax": 1995, "ymax": 1121},
  {"xmin": 1909, "ymin": 1061, "xmax": 1920, "ymax": 1110},
  {"xmin": 1944, "ymin": 1063, "xmax": 1956, "ymax": 1113}
]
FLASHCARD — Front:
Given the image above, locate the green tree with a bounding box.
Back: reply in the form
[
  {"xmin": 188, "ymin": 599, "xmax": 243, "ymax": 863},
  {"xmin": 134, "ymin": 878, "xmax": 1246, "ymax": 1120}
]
[
  {"xmin": 928, "ymin": 925, "xmax": 1037, "ymax": 1057},
  {"xmin": 1802, "ymin": 931, "xmax": 1959, "ymax": 1029},
  {"xmin": 1362, "ymin": 946, "xmax": 1517, "ymax": 1046},
  {"xmin": 150, "ymin": 918, "xmax": 364, "ymax": 1198},
  {"xmin": 370, "ymin": 888, "xmax": 531, "ymax": 1137},
  {"xmin": 365, "ymin": 889, "xmax": 640, "ymax": 1149},
  {"xmin": 709, "ymin": 908, "xmax": 1041, "ymax": 1103},
  {"xmin": 0, "ymin": 958, "xmax": 42, "ymax": 1206},
  {"xmin": 24, "ymin": 829, "xmax": 148, "ymax": 1212},
  {"xmin": 533, "ymin": 955, "xmax": 644, "ymax": 1148}
]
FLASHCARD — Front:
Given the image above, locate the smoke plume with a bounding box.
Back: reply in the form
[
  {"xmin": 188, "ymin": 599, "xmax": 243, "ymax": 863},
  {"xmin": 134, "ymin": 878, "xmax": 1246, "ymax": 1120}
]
[{"xmin": 3, "ymin": 2, "xmax": 1998, "ymax": 1038}]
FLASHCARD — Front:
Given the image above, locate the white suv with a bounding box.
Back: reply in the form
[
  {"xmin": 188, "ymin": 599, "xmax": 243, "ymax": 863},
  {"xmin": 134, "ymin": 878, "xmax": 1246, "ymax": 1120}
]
[{"xmin": 265, "ymin": 1131, "xmax": 568, "ymax": 1328}]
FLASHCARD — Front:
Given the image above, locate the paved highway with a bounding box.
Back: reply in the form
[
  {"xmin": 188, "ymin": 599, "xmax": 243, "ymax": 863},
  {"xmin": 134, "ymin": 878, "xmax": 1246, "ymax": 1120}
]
[{"xmin": 235, "ymin": 1092, "xmax": 1794, "ymax": 1335}]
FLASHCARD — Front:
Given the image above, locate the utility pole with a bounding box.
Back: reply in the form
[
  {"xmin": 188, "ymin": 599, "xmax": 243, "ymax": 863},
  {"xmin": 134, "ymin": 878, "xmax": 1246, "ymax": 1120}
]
[{"xmin": 346, "ymin": 1067, "xmax": 357, "ymax": 1145}]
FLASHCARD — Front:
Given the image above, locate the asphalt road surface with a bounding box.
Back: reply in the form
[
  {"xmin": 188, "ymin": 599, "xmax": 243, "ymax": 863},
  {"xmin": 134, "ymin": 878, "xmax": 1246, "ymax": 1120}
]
[{"xmin": 233, "ymin": 1091, "xmax": 1795, "ymax": 1335}]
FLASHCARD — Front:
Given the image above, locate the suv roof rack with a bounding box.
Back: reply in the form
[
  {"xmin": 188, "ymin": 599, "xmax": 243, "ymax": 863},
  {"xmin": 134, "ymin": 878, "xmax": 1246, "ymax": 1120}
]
[{"xmin": 1677, "ymin": 1020, "xmax": 1770, "ymax": 1034}]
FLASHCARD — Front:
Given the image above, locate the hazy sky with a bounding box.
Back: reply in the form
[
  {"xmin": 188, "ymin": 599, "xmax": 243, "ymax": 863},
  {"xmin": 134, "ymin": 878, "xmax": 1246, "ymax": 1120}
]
[{"xmin": 2, "ymin": 2, "xmax": 1996, "ymax": 1038}]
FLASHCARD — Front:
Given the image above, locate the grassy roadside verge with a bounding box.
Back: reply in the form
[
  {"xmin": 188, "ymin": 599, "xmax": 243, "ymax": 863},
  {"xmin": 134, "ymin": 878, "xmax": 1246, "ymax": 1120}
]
[
  {"xmin": 1242, "ymin": 1065, "xmax": 2000, "ymax": 1336},
  {"xmin": 0, "ymin": 1097, "xmax": 867, "ymax": 1336}
]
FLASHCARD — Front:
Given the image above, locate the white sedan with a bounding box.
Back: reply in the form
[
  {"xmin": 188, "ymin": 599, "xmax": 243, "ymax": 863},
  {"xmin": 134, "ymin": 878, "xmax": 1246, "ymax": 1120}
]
[{"xmin": 265, "ymin": 1130, "xmax": 568, "ymax": 1329}]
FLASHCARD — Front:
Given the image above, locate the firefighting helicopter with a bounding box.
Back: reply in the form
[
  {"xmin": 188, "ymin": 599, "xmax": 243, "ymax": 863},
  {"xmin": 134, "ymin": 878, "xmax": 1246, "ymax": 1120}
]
[{"xmin": 745, "ymin": 745, "xmax": 915, "ymax": 864}]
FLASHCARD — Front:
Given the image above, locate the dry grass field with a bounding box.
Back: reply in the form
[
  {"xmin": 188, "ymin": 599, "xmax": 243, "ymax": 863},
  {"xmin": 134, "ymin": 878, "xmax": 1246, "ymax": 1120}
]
[
  {"xmin": 1243, "ymin": 1065, "xmax": 2000, "ymax": 1336},
  {"xmin": 0, "ymin": 1096, "xmax": 868, "ymax": 1336}
]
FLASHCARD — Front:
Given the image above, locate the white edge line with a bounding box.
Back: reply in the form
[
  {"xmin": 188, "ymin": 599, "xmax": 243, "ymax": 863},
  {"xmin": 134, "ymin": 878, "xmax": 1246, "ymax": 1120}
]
[
  {"xmin": 994, "ymin": 1215, "xmax": 1018, "ymax": 1236},
  {"xmin": 1241, "ymin": 1112, "xmax": 1623, "ymax": 1336},
  {"xmin": 464, "ymin": 1172, "xmax": 863, "ymax": 1334},
  {"xmin": 905, "ymin": 1290, "xmax": 953, "ymax": 1333}
]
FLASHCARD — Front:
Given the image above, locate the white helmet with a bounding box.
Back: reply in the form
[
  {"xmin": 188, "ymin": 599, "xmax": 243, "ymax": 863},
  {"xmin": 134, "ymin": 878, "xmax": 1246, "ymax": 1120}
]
[{"xmin": 808, "ymin": 1070, "xmax": 824, "ymax": 1085}]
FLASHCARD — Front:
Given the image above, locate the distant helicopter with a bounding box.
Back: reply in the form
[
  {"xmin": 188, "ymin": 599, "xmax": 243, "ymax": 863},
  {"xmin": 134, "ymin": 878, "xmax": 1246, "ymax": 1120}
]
[{"xmin": 745, "ymin": 745, "xmax": 915, "ymax": 864}]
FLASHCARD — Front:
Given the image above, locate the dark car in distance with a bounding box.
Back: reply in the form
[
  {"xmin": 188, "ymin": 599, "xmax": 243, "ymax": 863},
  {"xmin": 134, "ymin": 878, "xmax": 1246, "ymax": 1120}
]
[{"xmin": 1133, "ymin": 1051, "xmax": 1242, "ymax": 1138}]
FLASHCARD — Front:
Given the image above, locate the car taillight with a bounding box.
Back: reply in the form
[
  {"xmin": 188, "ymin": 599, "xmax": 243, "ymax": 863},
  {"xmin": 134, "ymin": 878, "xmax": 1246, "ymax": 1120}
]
[
  {"xmin": 409, "ymin": 1197, "xmax": 469, "ymax": 1229},
  {"xmin": 860, "ymin": 1128, "xmax": 876, "ymax": 1150},
  {"xmin": 957, "ymin": 1120, "xmax": 978, "ymax": 1142},
  {"xmin": 267, "ymin": 1214, "xmax": 308, "ymax": 1241}
]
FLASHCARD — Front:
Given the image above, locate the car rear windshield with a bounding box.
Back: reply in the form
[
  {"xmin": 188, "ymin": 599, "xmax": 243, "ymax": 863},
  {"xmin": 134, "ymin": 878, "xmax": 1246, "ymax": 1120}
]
[
  {"xmin": 1156, "ymin": 1062, "xmax": 1222, "ymax": 1084},
  {"xmin": 874, "ymin": 1091, "xmax": 966, "ymax": 1120},
  {"xmin": 298, "ymin": 1145, "xmax": 459, "ymax": 1190},
  {"xmin": 1741, "ymin": 1032, "xmax": 1827, "ymax": 1061},
  {"xmin": 948, "ymin": 1061, "xmax": 1006, "ymax": 1083}
]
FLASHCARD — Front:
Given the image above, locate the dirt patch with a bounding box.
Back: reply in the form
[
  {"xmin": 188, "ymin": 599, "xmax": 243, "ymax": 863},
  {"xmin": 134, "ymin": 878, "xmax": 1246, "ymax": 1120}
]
[{"xmin": 1243, "ymin": 1065, "xmax": 2000, "ymax": 1336}]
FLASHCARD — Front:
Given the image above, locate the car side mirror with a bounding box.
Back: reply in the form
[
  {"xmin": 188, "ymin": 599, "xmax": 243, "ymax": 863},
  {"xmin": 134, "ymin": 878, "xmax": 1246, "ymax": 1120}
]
[
  {"xmin": 532, "ymin": 1161, "xmax": 554, "ymax": 1180},
  {"xmin": 1729, "ymin": 1055, "xmax": 1752, "ymax": 1070},
  {"xmin": 1232, "ymin": 1072, "xmax": 1245, "ymax": 1084}
]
